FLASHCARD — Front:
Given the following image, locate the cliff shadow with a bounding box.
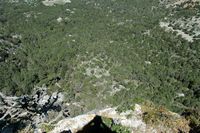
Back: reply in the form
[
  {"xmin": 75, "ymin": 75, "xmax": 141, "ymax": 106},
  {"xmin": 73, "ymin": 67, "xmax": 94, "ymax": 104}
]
[{"xmin": 76, "ymin": 115, "xmax": 116, "ymax": 133}]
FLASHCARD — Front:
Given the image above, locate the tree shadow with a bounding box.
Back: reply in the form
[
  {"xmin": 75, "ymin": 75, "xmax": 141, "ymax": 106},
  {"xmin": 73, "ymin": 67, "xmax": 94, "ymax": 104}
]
[{"xmin": 76, "ymin": 115, "xmax": 116, "ymax": 133}]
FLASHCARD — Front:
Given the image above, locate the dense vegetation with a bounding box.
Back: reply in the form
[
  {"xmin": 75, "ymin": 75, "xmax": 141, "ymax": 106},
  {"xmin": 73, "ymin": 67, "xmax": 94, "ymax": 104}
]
[{"xmin": 0, "ymin": 0, "xmax": 200, "ymax": 130}]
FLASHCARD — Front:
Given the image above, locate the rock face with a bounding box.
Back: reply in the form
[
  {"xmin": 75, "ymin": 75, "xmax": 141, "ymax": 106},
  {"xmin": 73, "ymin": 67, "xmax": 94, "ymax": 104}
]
[
  {"xmin": 0, "ymin": 89, "xmax": 190, "ymax": 133},
  {"xmin": 50, "ymin": 105, "xmax": 146, "ymax": 133},
  {"xmin": 49, "ymin": 104, "xmax": 190, "ymax": 133},
  {"xmin": 0, "ymin": 87, "xmax": 65, "ymax": 133}
]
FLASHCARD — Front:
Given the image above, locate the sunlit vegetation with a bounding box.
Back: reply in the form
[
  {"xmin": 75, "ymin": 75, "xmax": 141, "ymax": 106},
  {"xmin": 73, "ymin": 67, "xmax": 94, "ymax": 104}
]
[{"xmin": 0, "ymin": 0, "xmax": 200, "ymax": 130}]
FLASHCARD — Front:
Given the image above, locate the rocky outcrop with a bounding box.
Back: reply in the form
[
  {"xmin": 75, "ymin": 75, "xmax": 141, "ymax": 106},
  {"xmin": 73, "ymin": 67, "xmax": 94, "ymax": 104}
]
[
  {"xmin": 0, "ymin": 89, "xmax": 190, "ymax": 133},
  {"xmin": 50, "ymin": 105, "xmax": 146, "ymax": 133},
  {"xmin": 0, "ymin": 87, "xmax": 65, "ymax": 133},
  {"xmin": 50, "ymin": 104, "xmax": 190, "ymax": 133}
]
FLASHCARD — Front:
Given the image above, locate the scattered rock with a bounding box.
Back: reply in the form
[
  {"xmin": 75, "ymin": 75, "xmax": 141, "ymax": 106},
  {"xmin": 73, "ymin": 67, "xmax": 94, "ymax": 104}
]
[
  {"xmin": 42, "ymin": 0, "xmax": 71, "ymax": 6},
  {"xmin": 160, "ymin": 22, "xmax": 194, "ymax": 42},
  {"xmin": 57, "ymin": 17, "xmax": 63, "ymax": 23}
]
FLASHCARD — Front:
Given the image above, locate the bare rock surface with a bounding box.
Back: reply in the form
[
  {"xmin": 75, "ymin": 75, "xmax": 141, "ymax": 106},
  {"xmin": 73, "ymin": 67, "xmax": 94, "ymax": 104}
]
[
  {"xmin": 0, "ymin": 87, "xmax": 65, "ymax": 133},
  {"xmin": 42, "ymin": 0, "xmax": 71, "ymax": 6}
]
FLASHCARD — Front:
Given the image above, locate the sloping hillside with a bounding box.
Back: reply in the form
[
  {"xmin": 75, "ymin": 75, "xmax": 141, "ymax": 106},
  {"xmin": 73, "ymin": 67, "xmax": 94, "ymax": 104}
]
[{"xmin": 0, "ymin": 0, "xmax": 200, "ymax": 132}]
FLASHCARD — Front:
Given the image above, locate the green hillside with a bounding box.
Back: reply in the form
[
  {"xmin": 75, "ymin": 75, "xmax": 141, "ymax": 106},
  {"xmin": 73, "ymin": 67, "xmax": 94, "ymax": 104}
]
[{"xmin": 0, "ymin": 0, "xmax": 200, "ymax": 131}]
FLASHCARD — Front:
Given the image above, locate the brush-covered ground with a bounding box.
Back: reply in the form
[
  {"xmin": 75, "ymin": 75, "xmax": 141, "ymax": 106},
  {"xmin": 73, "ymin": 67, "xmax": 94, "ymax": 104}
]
[{"xmin": 0, "ymin": 0, "xmax": 200, "ymax": 132}]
